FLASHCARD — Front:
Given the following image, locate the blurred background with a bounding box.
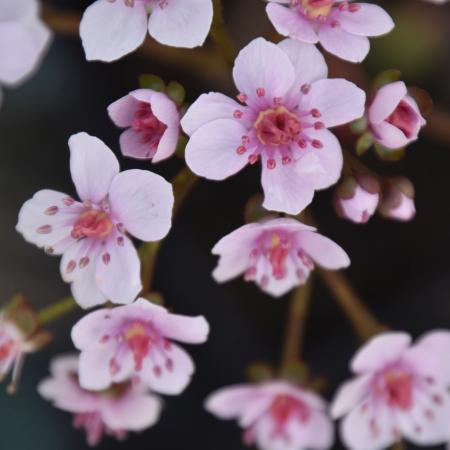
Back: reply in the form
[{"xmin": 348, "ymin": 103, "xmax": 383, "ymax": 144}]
[{"xmin": 1, "ymin": 0, "xmax": 450, "ymax": 448}]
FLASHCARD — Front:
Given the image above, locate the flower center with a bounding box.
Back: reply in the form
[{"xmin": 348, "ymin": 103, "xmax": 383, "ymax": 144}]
[
  {"xmin": 124, "ymin": 322, "xmax": 154, "ymax": 371},
  {"xmin": 71, "ymin": 209, "xmax": 113, "ymax": 240},
  {"xmin": 386, "ymin": 100, "xmax": 417, "ymax": 139},
  {"xmin": 267, "ymin": 233, "xmax": 291, "ymax": 280},
  {"xmin": 0, "ymin": 339, "xmax": 15, "ymax": 361},
  {"xmin": 132, "ymin": 102, "xmax": 167, "ymax": 152},
  {"xmin": 381, "ymin": 368, "xmax": 413, "ymax": 410},
  {"xmin": 255, "ymin": 107, "xmax": 301, "ymax": 146},
  {"xmin": 270, "ymin": 395, "xmax": 310, "ymax": 437},
  {"xmin": 300, "ymin": 0, "xmax": 333, "ymax": 19}
]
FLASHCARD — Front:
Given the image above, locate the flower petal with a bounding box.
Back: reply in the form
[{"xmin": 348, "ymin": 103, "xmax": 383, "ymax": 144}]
[
  {"xmin": 148, "ymin": 0, "xmax": 213, "ymax": 48},
  {"xmin": 371, "ymin": 122, "xmax": 409, "ymax": 149},
  {"xmin": 330, "ymin": 375, "xmax": 372, "ymax": 419},
  {"xmin": 78, "ymin": 343, "xmax": 114, "ymax": 390},
  {"xmin": 338, "ymin": 4, "xmax": 394, "ymax": 37},
  {"xmin": 108, "ymin": 93, "xmax": 140, "ymax": 128},
  {"xmin": 156, "ymin": 314, "xmax": 209, "ymax": 344},
  {"xmin": 80, "ymin": 0, "xmax": 147, "ymax": 62},
  {"xmin": 109, "ymin": 169, "xmax": 173, "ymax": 242},
  {"xmin": 119, "ymin": 128, "xmax": 156, "ymax": 160},
  {"xmin": 368, "ymin": 81, "xmax": 407, "ymax": 125},
  {"xmin": 71, "ymin": 262, "xmax": 108, "ymax": 309},
  {"xmin": 185, "ymin": 118, "xmax": 249, "ymax": 180},
  {"xmin": 69, "ymin": 132, "xmax": 120, "ymax": 204}
]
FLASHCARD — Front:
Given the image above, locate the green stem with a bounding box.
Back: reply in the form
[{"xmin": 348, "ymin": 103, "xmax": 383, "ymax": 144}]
[
  {"xmin": 139, "ymin": 167, "xmax": 198, "ymax": 295},
  {"xmin": 281, "ymin": 281, "xmax": 313, "ymax": 368},
  {"xmin": 211, "ymin": 0, "xmax": 237, "ymax": 66},
  {"xmin": 37, "ymin": 297, "xmax": 77, "ymax": 325}
]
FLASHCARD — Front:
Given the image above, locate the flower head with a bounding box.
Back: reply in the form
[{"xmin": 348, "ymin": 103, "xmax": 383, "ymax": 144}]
[
  {"xmin": 182, "ymin": 38, "xmax": 365, "ymax": 215},
  {"xmin": 331, "ymin": 331, "xmax": 450, "ymax": 450},
  {"xmin": 212, "ymin": 217, "xmax": 350, "ymax": 297},
  {"xmin": 378, "ymin": 177, "xmax": 416, "ymax": 222},
  {"xmin": 206, "ymin": 380, "xmax": 334, "ymax": 450},
  {"xmin": 39, "ymin": 354, "xmax": 162, "ymax": 446},
  {"xmin": 16, "ymin": 132, "xmax": 174, "ymax": 308},
  {"xmin": 265, "ymin": 0, "xmax": 394, "ymax": 63},
  {"xmin": 80, "ymin": 0, "xmax": 213, "ymax": 62},
  {"xmin": 71, "ymin": 298, "xmax": 209, "ymax": 394},
  {"xmin": 0, "ymin": 0, "xmax": 52, "ymax": 106},
  {"xmin": 108, "ymin": 89, "xmax": 180, "ymax": 163},
  {"xmin": 368, "ymin": 81, "xmax": 426, "ymax": 150}
]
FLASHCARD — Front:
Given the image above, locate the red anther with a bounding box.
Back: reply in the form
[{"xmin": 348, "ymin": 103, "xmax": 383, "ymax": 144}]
[
  {"xmin": 37, "ymin": 225, "xmax": 52, "ymax": 234},
  {"xmin": 66, "ymin": 260, "xmax": 76, "ymax": 274},
  {"xmin": 242, "ymin": 135, "xmax": 250, "ymax": 145},
  {"xmin": 348, "ymin": 4, "xmax": 360, "ymax": 12},
  {"xmin": 300, "ymin": 84, "xmax": 311, "ymax": 95},
  {"xmin": 234, "ymin": 110, "xmax": 243, "ymax": 119},
  {"xmin": 45, "ymin": 206, "xmax": 59, "ymax": 216},
  {"xmin": 236, "ymin": 146, "xmax": 247, "ymax": 155},
  {"xmin": 282, "ymin": 156, "xmax": 292, "ymax": 165},
  {"xmin": 311, "ymin": 108, "xmax": 321, "ymax": 118},
  {"xmin": 63, "ymin": 197, "xmax": 74, "ymax": 206},
  {"xmin": 256, "ymin": 88, "xmax": 265, "ymax": 97},
  {"xmin": 331, "ymin": 19, "xmax": 340, "ymax": 28},
  {"xmin": 298, "ymin": 139, "xmax": 307, "ymax": 149},
  {"xmin": 102, "ymin": 253, "xmax": 111, "ymax": 265},
  {"xmin": 237, "ymin": 93, "xmax": 248, "ymax": 103},
  {"xmin": 267, "ymin": 159, "xmax": 277, "ymax": 170},
  {"xmin": 248, "ymin": 154, "xmax": 259, "ymax": 165},
  {"xmin": 314, "ymin": 121, "xmax": 325, "ymax": 130},
  {"xmin": 79, "ymin": 257, "xmax": 90, "ymax": 268},
  {"xmin": 117, "ymin": 236, "xmax": 124, "ymax": 246},
  {"xmin": 312, "ymin": 139, "xmax": 323, "ymax": 149},
  {"xmin": 273, "ymin": 97, "xmax": 282, "ymax": 106}
]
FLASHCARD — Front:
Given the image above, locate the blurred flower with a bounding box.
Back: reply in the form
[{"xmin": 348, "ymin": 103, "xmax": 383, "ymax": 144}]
[
  {"xmin": 206, "ymin": 380, "xmax": 334, "ymax": 450},
  {"xmin": 71, "ymin": 298, "xmax": 209, "ymax": 394},
  {"xmin": 16, "ymin": 132, "xmax": 174, "ymax": 308},
  {"xmin": 378, "ymin": 177, "xmax": 416, "ymax": 222},
  {"xmin": 80, "ymin": 0, "xmax": 213, "ymax": 62},
  {"xmin": 265, "ymin": 0, "xmax": 394, "ymax": 63},
  {"xmin": 368, "ymin": 82, "xmax": 426, "ymax": 150},
  {"xmin": 1, "ymin": 294, "xmax": 51, "ymax": 393},
  {"xmin": 182, "ymin": 38, "xmax": 365, "ymax": 215},
  {"xmin": 331, "ymin": 331, "xmax": 450, "ymax": 450},
  {"xmin": 108, "ymin": 89, "xmax": 180, "ymax": 163},
  {"xmin": 334, "ymin": 175, "xmax": 380, "ymax": 224},
  {"xmin": 212, "ymin": 217, "xmax": 350, "ymax": 297},
  {"xmin": 0, "ymin": 0, "xmax": 51, "ymax": 108},
  {"xmin": 39, "ymin": 354, "xmax": 162, "ymax": 447}
]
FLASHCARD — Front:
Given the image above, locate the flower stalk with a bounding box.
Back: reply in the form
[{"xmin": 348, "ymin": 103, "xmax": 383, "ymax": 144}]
[
  {"xmin": 211, "ymin": 0, "xmax": 237, "ymax": 66},
  {"xmin": 37, "ymin": 297, "xmax": 78, "ymax": 325}
]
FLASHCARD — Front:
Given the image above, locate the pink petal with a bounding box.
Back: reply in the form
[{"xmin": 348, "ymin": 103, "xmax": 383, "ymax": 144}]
[
  {"xmin": 154, "ymin": 126, "xmax": 180, "ymax": 163},
  {"xmin": 108, "ymin": 94, "xmax": 141, "ymax": 128},
  {"xmin": 338, "ymin": 4, "xmax": 394, "ymax": 37},
  {"xmin": 94, "ymin": 234, "xmax": 141, "ymax": 305},
  {"xmin": 296, "ymin": 230, "xmax": 350, "ymax": 270},
  {"xmin": 259, "ymin": 217, "xmax": 316, "ymax": 233},
  {"xmin": 78, "ymin": 343, "xmax": 115, "ymax": 391},
  {"xmin": 318, "ymin": 25, "xmax": 370, "ymax": 63},
  {"xmin": 69, "ymin": 132, "xmax": 120, "ymax": 204},
  {"xmin": 330, "ymin": 375, "xmax": 372, "ymax": 419},
  {"xmin": 120, "ymin": 128, "xmax": 156, "ymax": 160},
  {"xmin": 80, "ymin": 0, "xmax": 147, "ymax": 62},
  {"xmin": 156, "ymin": 313, "xmax": 209, "ymax": 344},
  {"xmin": 351, "ymin": 332, "xmax": 412, "ymax": 374},
  {"xmin": 71, "ymin": 263, "xmax": 108, "ymax": 309},
  {"xmin": 371, "ymin": 122, "xmax": 409, "ymax": 149},
  {"xmin": 185, "ymin": 118, "xmax": 249, "ymax": 180},
  {"xmin": 181, "ymin": 92, "xmax": 242, "ymax": 136},
  {"xmin": 369, "ymin": 81, "xmax": 407, "ymax": 125},
  {"xmin": 266, "ymin": 3, "xmax": 319, "ymax": 43},
  {"xmin": 258, "ymin": 257, "xmax": 302, "ymax": 298},
  {"xmin": 148, "ymin": 0, "xmax": 213, "ymax": 48},
  {"xmin": 0, "ymin": 0, "xmax": 35, "ymax": 21},
  {"xmin": 232, "ymin": 37, "xmax": 295, "ymax": 108},
  {"xmin": 141, "ymin": 343, "xmax": 194, "ymax": 395},
  {"xmin": 109, "ymin": 169, "xmax": 173, "ymax": 241},
  {"xmin": 302, "ymin": 79, "xmax": 366, "ymax": 128}
]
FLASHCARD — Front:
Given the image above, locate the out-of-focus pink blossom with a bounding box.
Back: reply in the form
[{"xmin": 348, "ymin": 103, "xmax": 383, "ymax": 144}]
[
  {"xmin": 39, "ymin": 354, "xmax": 162, "ymax": 447},
  {"xmin": 0, "ymin": 0, "xmax": 52, "ymax": 107},
  {"xmin": 80, "ymin": 0, "xmax": 213, "ymax": 62},
  {"xmin": 71, "ymin": 298, "xmax": 209, "ymax": 394},
  {"xmin": 368, "ymin": 82, "xmax": 426, "ymax": 150},
  {"xmin": 331, "ymin": 331, "xmax": 450, "ymax": 450},
  {"xmin": 182, "ymin": 38, "xmax": 365, "ymax": 215},
  {"xmin": 212, "ymin": 217, "xmax": 350, "ymax": 297},
  {"xmin": 206, "ymin": 380, "xmax": 334, "ymax": 450},
  {"xmin": 108, "ymin": 89, "xmax": 180, "ymax": 163},
  {"xmin": 334, "ymin": 175, "xmax": 380, "ymax": 224},
  {"xmin": 16, "ymin": 132, "xmax": 174, "ymax": 308},
  {"xmin": 378, "ymin": 177, "xmax": 416, "ymax": 222},
  {"xmin": 265, "ymin": 0, "xmax": 394, "ymax": 63}
]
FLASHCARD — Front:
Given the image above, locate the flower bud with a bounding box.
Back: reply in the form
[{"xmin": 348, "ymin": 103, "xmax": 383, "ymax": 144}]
[
  {"xmin": 334, "ymin": 175, "xmax": 380, "ymax": 224},
  {"xmin": 378, "ymin": 177, "xmax": 416, "ymax": 222}
]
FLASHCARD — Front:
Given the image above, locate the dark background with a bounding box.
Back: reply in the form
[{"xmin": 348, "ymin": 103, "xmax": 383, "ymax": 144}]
[{"xmin": 1, "ymin": 1, "xmax": 450, "ymax": 449}]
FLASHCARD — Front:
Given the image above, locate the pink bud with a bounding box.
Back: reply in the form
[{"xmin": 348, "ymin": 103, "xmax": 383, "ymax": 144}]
[{"xmin": 378, "ymin": 177, "xmax": 416, "ymax": 222}]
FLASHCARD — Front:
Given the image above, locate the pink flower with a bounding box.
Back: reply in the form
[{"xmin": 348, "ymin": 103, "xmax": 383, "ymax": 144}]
[
  {"xmin": 206, "ymin": 380, "xmax": 334, "ymax": 450},
  {"xmin": 331, "ymin": 331, "xmax": 450, "ymax": 450},
  {"xmin": 368, "ymin": 82, "xmax": 426, "ymax": 150},
  {"xmin": 80, "ymin": 0, "xmax": 213, "ymax": 62},
  {"xmin": 39, "ymin": 354, "xmax": 162, "ymax": 447},
  {"xmin": 0, "ymin": 0, "xmax": 51, "ymax": 106},
  {"xmin": 71, "ymin": 298, "xmax": 209, "ymax": 394},
  {"xmin": 265, "ymin": 0, "xmax": 394, "ymax": 63},
  {"xmin": 378, "ymin": 177, "xmax": 416, "ymax": 222},
  {"xmin": 212, "ymin": 217, "xmax": 350, "ymax": 297},
  {"xmin": 16, "ymin": 132, "xmax": 174, "ymax": 308},
  {"xmin": 108, "ymin": 89, "xmax": 180, "ymax": 163},
  {"xmin": 182, "ymin": 38, "xmax": 365, "ymax": 215},
  {"xmin": 334, "ymin": 175, "xmax": 380, "ymax": 224}
]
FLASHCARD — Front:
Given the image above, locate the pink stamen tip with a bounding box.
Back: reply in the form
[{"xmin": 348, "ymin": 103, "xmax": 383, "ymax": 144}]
[
  {"xmin": 109, "ymin": 358, "xmax": 120, "ymax": 375},
  {"xmin": 237, "ymin": 93, "xmax": 248, "ymax": 103},
  {"xmin": 165, "ymin": 359, "xmax": 173, "ymax": 371},
  {"xmin": 311, "ymin": 108, "xmax": 321, "ymax": 118},
  {"xmin": 37, "ymin": 225, "xmax": 52, "ymax": 234},
  {"xmin": 234, "ymin": 110, "xmax": 243, "ymax": 119},
  {"xmin": 102, "ymin": 253, "xmax": 111, "ymax": 265},
  {"xmin": 79, "ymin": 257, "xmax": 90, "ymax": 269},
  {"xmin": 331, "ymin": 19, "xmax": 340, "ymax": 28},
  {"xmin": 298, "ymin": 139, "xmax": 307, "ymax": 149},
  {"xmin": 100, "ymin": 335, "xmax": 110, "ymax": 343},
  {"xmin": 273, "ymin": 97, "xmax": 282, "ymax": 106},
  {"xmin": 314, "ymin": 122, "xmax": 325, "ymax": 130},
  {"xmin": 236, "ymin": 146, "xmax": 247, "ymax": 155},
  {"xmin": 301, "ymin": 84, "xmax": 311, "ymax": 95},
  {"xmin": 312, "ymin": 139, "xmax": 323, "ymax": 149},
  {"xmin": 242, "ymin": 135, "xmax": 250, "ymax": 145},
  {"xmin": 63, "ymin": 197, "xmax": 74, "ymax": 206},
  {"xmin": 117, "ymin": 236, "xmax": 125, "ymax": 247},
  {"xmin": 153, "ymin": 365, "xmax": 162, "ymax": 377},
  {"xmin": 267, "ymin": 159, "xmax": 277, "ymax": 170},
  {"xmin": 66, "ymin": 260, "xmax": 76, "ymax": 274},
  {"xmin": 248, "ymin": 154, "xmax": 259, "ymax": 165},
  {"xmin": 348, "ymin": 4, "xmax": 360, "ymax": 12},
  {"xmin": 282, "ymin": 156, "xmax": 292, "ymax": 165},
  {"xmin": 256, "ymin": 88, "xmax": 265, "ymax": 97},
  {"xmin": 45, "ymin": 206, "xmax": 59, "ymax": 216}
]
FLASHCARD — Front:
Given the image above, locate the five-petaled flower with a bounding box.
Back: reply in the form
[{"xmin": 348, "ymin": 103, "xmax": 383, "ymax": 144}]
[
  {"xmin": 39, "ymin": 354, "xmax": 162, "ymax": 447},
  {"xmin": 367, "ymin": 81, "xmax": 426, "ymax": 150},
  {"xmin": 16, "ymin": 132, "xmax": 174, "ymax": 308},
  {"xmin": 331, "ymin": 331, "xmax": 450, "ymax": 450},
  {"xmin": 212, "ymin": 217, "xmax": 350, "ymax": 297},
  {"xmin": 206, "ymin": 380, "xmax": 334, "ymax": 450},
  {"xmin": 182, "ymin": 37, "xmax": 365, "ymax": 215},
  {"xmin": 265, "ymin": 0, "xmax": 394, "ymax": 63},
  {"xmin": 71, "ymin": 298, "xmax": 209, "ymax": 394},
  {"xmin": 108, "ymin": 89, "xmax": 180, "ymax": 163},
  {"xmin": 0, "ymin": 0, "xmax": 52, "ymax": 108},
  {"xmin": 80, "ymin": 0, "xmax": 214, "ymax": 62}
]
